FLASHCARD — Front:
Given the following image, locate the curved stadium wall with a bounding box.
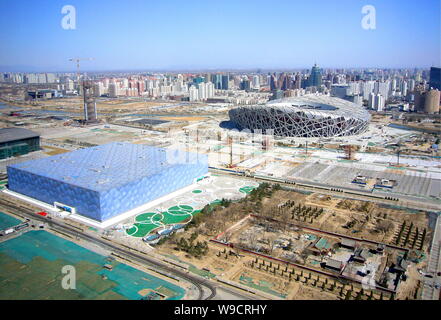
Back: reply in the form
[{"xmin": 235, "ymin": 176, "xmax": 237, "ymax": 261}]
[{"xmin": 229, "ymin": 95, "xmax": 371, "ymax": 138}]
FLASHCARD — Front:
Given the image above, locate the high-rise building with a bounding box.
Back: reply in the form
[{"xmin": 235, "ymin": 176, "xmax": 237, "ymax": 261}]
[
  {"xmin": 240, "ymin": 79, "xmax": 251, "ymax": 91},
  {"xmin": 189, "ymin": 85, "xmax": 199, "ymax": 101},
  {"xmin": 429, "ymin": 67, "xmax": 441, "ymax": 90},
  {"xmin": 409, "ymin": 79, "xmax": 416, "ymax": 92},
  {"xmin": 368, "ymin": 93, "xmax": 385, "ymax": 111},
  {"xmin": 401, "ymin": 81, "xmax": 408, "ymax": 97},
  {"xmin": 213, "ymin": 74, "xmax": 222, "ymax": 89},
  {"xmin": 221, "ymin": 74, "xmax": 229, "ymax": 90},
  {"xmin": 66, "ymin": 79, "xmax": 75, "ymax": 91},
  {"xmin": 308, "ymin": 64, "xmax": 322, "ymax": 87},
  {"xmin": 375, "ymin": 81, "xmax": 390, "ymax": 100},
  {"xmin": 252, "ymin": 75, "xmax": 260, "ymax": 89},
  {"xmin": 198, "ymin": 82, "xmax": 207, "ymax": 100},
  {"xmin": 94, "ymin": 82, "xmax": 105, "ymax": 97},
  {"xmin": 362, "ymin": 81, "xmax": 375, "ymax": 100},
  {"xmin": 294, "ymin": 74, "xmax": 302, "ymax": 89},
  {"xmin": 270, "ymin": 74, "xmax": 278, "ymax": 91},
  {"xmin": 108, "ymin": 83, "xmax": 119, "ymax": 98},
  {"xmin": 206, "ymin": 82, "xmax": 215, "ymax": 98},
  {"xmin": 279, "ymin": 73, "xmax": 290, "ymax": 91},
  {"xmin": 424, "ymin": 89, "xmax": 441, "ymax": 114},
  {"xmin": 82, "ymin": 81, "xmax": 98, "ymax": 123}
]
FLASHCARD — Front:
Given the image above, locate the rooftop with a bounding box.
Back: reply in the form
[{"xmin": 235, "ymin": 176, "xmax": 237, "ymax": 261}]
[
  {"xmin": 8, "ymin": 142, "xmax": 204, "ymax": 192},
  {"xmin": 265, "ymin": 95, "xmax": 371, "ymax": 121},
  {"xmin": 0, "ymin": 127, "xmax": 40, "ymax": 144}
]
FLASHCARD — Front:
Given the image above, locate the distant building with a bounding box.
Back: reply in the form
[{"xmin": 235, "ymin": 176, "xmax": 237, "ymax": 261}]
[
  {"xmin": 308, "ymin": 64, "xmax": 322, "ymax": 87},
  {"xmin": 108, "ymin": 83, "xmax": 119, "ymax": 98},
  {"xmin": 252, "ymin": 75, "xmax": 260, "ymax": 89},
  {"xmin": 27, "ymin": 89, "xmax": 59, "ymax": 100},
  {"xmin": 429, "ymin": 67, "xmax": 441, "ymax": 90},
  {"xmin": 221, "ymin": 74, "xmax": 229, "ymax": 90},
  {"xmin": 82, "ymin": 81, "xmax": 98, "ymax": 123},
  {"xmin": 415, "ymin": 89, "xmax": 440, "ymax": 114},
  {"xmin": 213, "ymin": 74, "xmax": 223, "ymax": 89},
  {"xmin": 368, "ymin": 93, "xmax": 385, "ymax": 111},
  {"xmin": 240, "ymin": 79, "xmax": 251, "ymax": 91},
  {"xmin": 189, "ymin": 85, "xmax": 199, "ymax": 101},
  {"xmin": 0, "ymin": 128, "xmax": 40, "ymax": 160},
  {"xmin": 331, "ymin": 84, "xmax": 350, "ymax": 99},
  {"xmin": 424, "ymin": 89, "xmax": 441, "ymax": 114},
  {"xmin": 269, "ymin": 89, "xmax": 284, "ymax": 100}
]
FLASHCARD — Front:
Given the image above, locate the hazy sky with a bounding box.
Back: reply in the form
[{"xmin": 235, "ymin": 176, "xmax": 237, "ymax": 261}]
[{"xmin": 0, "ymin": 0, "xmax": 440, "ymax": 72}]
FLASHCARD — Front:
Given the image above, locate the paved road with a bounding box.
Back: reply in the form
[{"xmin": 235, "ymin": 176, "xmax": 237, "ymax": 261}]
[
  {"xmin": 209, "ymin": 169, "xmax": 441, "ymax": 212},
  {"xmin": 422, "ymin": 214, "xmax": 441, "ymax": 300}
]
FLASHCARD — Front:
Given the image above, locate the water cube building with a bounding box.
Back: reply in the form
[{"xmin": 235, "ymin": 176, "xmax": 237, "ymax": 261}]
[{"xmin": 7, "ymin": 142, "xmax": 208, "ymax": 222}]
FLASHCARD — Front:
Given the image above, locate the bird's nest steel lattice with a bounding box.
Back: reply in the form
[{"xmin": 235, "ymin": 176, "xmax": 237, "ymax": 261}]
[{"xmin": 229, "ymin": 95, "xmax": 371, "ymax": 137}]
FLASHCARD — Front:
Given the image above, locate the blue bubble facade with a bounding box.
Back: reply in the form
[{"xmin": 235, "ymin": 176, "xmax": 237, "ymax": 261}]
[{"xmin": 7, "ymin": 142, "xmax": 208, "ymax": 222}]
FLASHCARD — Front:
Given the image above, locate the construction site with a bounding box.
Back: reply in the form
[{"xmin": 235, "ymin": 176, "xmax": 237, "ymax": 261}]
[
  {"xmin": 0, "ymin": 81, "xmax": 440, "ymax": 301},
  {"xmin": 152, "ymin": 183, "xmax": 435, "ymax": 300}
]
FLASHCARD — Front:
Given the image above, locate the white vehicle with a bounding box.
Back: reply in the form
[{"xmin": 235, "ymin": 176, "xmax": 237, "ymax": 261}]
[{"xmin": 4, "ymin": 228, "xmax": 14, "ymax": 235}]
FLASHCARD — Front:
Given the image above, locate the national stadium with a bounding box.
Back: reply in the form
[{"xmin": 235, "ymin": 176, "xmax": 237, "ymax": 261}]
[
  {"xmin": 228, "ymin": 95, "xmax": 371, "ymax": 138},
  {"xmin": 6, "ymin": 142, "xmax": 208, "ymax": 227}
]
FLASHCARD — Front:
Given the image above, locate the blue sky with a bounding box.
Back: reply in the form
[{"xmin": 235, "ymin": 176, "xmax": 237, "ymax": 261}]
[{"xmin": 0, "ymin": 0, "xmax": 440, "ymax": 71}]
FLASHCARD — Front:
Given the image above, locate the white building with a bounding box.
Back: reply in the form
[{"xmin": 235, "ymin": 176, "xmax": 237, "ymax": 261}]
[
  {"xmin": 108, "ymin": 83, "xmax": 119, "ymax": 98},
  {"xmin": 368, "ymin": 93, "xmax": 385, "ymax": 111},
  {"xmin": 189, "ymin": 85, "xmax": 199, "ymax": 101},
  {"xmin": 361, "ymin": 81, "xmax": 375, "ymax": 100},
  {"xmin": 252, "ymin": 75, "xmax": 260, "ymax": 89}
]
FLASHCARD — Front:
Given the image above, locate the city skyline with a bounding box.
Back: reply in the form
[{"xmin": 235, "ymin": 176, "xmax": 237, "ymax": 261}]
[{"xmin": 1, "ymin": 0, "xmax": 440, "ymax": 72}]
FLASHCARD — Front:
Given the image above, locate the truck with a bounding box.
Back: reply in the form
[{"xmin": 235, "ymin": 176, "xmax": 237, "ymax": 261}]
[{"xmin": 4, "ymin": 228, "xmax": 14, "ymax": 235}]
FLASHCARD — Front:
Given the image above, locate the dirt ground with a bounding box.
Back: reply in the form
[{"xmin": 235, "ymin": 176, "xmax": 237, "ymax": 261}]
[
  {"xmin": 155, "ymin": 188, "xmax": 432, "ymax": 300},
  {"xmin": 396, "ymin": 263, "xmax": 422, "ymax": 300},
  {"xmin": 304, "ymin": 193, "xmax": 431, "ymax": 248}
]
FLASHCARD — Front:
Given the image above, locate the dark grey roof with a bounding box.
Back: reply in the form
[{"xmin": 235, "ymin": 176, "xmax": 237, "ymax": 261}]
[
  {"xmin": 326, "ymin": 259, "xmax": 343, "ymax": 269},
  {"xmin": 341, "ymin": 238, "xmax": 356, "ymax": 247},
  {"xmin": 0, "ymin": 128, "xmax": 40, "ymax": 144},
  {"xmin": 353, "ymin": 248, "xmax": 370, "ymax": 260}
]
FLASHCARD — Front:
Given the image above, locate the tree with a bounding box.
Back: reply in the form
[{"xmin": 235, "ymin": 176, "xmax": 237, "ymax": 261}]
[{"xmin": 375, "ymin": 220, "xmax": 394, "ymax": 234}]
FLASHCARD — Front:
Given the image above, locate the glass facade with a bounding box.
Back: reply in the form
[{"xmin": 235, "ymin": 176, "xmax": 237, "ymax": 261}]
[{"xmin": 7, "ymin": 142, "xmax": 208, "ymax": 222}]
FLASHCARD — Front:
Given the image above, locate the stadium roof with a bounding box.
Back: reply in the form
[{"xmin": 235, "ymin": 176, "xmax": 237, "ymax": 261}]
[
  {"xmin": 8, "ymin": 142, "xmax": 203, "ymax": 192},
  {"xmin": 0, "ymin": 127, "xmax": 40, "ymax": 144},
  {"xmin": 266, "ymin": 95, "xmax": 370, "ymax": 121}
]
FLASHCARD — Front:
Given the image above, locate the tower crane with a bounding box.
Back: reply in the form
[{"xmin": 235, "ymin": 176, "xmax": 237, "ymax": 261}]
[
  {"xmin": 68, "ymin": 57, "xmax": 97, "ymax": 123},
  {"xmin": 68, "ymin": 57, "xmax": 94, "ymax": 85}
]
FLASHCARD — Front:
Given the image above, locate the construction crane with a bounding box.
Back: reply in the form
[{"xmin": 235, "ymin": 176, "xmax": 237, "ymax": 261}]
[
  {"xmin": 396, "ymin": 140, "xmax": 403, "ymax": 166},
  {"xmin": 68, "ymin": 57, "xmax": 94, "ymax": 85},
  {"xmin": 343, "ymin": 145, "xmax": 357, "ymax": 161},
  {"xmin": 68, "ymin": 57, "xmax": 97, "ymax": 123},
  {"xmin": 227, "ymin": 135, "xmax": 233, "ymax": 167}
]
